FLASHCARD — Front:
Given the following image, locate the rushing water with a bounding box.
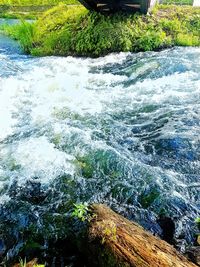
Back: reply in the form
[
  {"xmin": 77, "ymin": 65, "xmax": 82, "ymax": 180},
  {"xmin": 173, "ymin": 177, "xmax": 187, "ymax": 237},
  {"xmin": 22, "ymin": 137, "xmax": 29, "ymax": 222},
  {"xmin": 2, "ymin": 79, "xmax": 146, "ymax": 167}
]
[{"xmin": 0, "ymin": 22, "xmax": 200, "ymax": 263}]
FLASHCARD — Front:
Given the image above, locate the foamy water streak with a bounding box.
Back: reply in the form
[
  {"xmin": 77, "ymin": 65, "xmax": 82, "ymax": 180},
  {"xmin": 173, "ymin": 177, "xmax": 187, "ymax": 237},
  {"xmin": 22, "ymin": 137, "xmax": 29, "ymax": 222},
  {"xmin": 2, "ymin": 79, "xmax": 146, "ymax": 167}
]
[{"xmin": 0, "ymin": 42, "xmax": 200, "ymax": 260}]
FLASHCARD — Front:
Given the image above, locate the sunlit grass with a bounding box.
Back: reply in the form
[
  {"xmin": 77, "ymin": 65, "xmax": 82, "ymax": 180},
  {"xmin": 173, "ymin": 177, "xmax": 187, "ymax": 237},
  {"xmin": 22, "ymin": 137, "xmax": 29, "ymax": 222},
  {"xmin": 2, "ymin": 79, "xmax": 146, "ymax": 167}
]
[{"xmin": 0, "ymin": 0, "xmax": 78, "ymax": 5}]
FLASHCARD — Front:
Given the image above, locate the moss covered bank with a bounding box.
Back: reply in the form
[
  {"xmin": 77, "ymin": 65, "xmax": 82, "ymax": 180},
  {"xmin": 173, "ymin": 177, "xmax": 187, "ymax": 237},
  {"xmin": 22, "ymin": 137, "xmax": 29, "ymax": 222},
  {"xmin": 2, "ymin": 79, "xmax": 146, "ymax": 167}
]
[{"xmin": 2, "ymin": 4, "xmax": 200, "ymax": 57}]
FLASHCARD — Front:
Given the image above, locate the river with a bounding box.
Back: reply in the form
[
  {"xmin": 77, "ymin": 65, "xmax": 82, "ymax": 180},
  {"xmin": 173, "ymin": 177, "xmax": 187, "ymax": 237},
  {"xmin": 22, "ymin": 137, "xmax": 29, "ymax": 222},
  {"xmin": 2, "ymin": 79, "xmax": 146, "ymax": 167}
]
[{"xmin": 0, "ymin": 20, "xmax": 200, "ymax": 265}]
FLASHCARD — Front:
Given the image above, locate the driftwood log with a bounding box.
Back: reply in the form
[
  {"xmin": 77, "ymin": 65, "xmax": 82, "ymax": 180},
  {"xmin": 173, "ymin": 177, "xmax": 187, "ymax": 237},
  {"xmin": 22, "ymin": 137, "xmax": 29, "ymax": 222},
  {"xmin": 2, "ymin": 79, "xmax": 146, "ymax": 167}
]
[{"xmin": 80, "ymin": 204, "xmax": 198, "ymax": 267}]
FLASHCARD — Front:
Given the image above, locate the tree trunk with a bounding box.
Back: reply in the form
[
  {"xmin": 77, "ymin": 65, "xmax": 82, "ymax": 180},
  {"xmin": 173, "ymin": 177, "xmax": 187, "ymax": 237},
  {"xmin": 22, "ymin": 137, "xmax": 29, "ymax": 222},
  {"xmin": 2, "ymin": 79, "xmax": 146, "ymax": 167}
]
[{"xmin": 82, "ymin": 204, "xmax": 198, "ymax": 267}]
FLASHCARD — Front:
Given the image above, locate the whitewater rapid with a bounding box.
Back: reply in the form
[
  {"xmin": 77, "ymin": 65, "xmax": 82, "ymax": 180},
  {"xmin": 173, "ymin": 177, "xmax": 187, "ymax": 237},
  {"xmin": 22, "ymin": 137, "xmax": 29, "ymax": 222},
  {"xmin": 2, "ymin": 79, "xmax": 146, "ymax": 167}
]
[{"xmin": 0, "ymin": 25, "xmax": 200, "ymax": 261}]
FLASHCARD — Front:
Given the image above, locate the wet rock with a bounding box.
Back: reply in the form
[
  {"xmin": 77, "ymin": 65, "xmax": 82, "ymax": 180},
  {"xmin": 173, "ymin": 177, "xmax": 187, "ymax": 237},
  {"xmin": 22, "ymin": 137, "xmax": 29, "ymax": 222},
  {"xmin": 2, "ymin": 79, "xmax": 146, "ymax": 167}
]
[
  {"xmin": 0, "ymin": 239, "xmax": 6, "ymax": 263},
  {"xmin": 185, "ymin": 247, "xmax": 200, "ymax": 266},
  {"xmin": 157, "ymin": 215, "xmax": 175, "ymax": 244},
  {"xmin": 0, "ymin": 240, "xmax": 6, "ymax": 256},
  {"xmin": 9, "ymin": 180, "xmax": 49, "ymax": 205}
]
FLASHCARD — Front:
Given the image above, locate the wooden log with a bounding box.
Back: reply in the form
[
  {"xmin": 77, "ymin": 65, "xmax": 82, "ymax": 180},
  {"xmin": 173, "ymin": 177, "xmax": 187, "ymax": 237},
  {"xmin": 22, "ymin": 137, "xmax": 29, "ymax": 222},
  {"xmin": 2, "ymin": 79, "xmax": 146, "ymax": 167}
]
[{"xmin": 81, "ymin": 204, "xmax": 198, "ymax": 267}]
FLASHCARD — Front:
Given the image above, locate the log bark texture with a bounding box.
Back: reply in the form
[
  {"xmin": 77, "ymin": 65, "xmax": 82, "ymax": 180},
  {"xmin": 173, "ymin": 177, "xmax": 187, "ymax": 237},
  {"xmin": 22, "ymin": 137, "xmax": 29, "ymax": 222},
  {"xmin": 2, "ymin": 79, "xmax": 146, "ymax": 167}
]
[{"xmin": 83, "ymin": 204, "xmax": 198, "ymax": 267}]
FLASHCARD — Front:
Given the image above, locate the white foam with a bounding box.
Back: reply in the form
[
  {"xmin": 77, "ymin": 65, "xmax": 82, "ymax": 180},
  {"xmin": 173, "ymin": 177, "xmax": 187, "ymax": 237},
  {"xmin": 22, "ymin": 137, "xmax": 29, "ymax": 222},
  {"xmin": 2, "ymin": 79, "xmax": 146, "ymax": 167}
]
[
  {"xmin": 13, "ymin": 137, "xmax": 75, "ymax": 183},
  {"xmin": 0, "ymin": 78, "xmax": 18, "ymax": 140},
  {"xmin": 0, "ymin": 47, "xmax": 199, "ymax": 205}
]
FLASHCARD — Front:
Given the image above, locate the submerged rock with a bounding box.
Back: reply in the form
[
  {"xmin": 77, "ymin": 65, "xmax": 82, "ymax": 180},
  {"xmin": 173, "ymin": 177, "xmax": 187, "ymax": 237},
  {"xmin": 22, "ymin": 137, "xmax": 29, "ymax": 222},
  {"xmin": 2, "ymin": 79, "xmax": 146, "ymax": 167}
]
[
  {"xmin": 157, "ymin": 215, "xmax": 175, "ymax": 244},
  {"xmin": 185, "ymin": 247, "xmax": 200, "ymax": 266}
]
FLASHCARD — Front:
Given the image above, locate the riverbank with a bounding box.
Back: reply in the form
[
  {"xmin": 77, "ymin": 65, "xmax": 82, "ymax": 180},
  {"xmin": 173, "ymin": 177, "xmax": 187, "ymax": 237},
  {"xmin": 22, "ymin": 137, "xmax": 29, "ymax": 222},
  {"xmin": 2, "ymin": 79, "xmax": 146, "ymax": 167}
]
[{"xmin": 2, "ymin": 4, "xmax": 200, "ymax": 56}]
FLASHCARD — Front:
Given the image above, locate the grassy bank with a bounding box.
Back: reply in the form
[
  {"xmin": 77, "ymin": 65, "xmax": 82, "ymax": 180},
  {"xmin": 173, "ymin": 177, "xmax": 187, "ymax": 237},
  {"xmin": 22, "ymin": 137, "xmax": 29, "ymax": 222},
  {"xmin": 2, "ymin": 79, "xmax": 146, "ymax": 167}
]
[
  {"xmin": 2, "ymin": 4, "xmax": 200, "ymax": 57},
  {"xmin": 0, "ymin": 5, "xmax": 53, "ymax": 19},
  {"xmin": 0, "ymin": 0, "xmax": 73, "ymax": 5},
  {"xmin": 0, "ymin": 0, "xmax": 79, "ymax": 19}
]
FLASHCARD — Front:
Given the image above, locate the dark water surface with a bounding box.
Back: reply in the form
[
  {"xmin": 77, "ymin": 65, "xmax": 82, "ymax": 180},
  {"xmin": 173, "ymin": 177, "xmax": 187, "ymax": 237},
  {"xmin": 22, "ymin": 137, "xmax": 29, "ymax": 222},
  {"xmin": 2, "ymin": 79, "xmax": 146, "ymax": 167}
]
[{"xmin": 0, "ymin": 21, "xmax": 200, "ymax": 263}]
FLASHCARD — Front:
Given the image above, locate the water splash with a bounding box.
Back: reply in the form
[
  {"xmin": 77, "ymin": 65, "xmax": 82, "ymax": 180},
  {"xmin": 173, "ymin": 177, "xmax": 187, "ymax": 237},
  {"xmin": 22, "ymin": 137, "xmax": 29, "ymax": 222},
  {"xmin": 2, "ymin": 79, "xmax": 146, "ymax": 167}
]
[{"xmin": 0, "ymin": 38, "xmax": 200, "ymax": 262}]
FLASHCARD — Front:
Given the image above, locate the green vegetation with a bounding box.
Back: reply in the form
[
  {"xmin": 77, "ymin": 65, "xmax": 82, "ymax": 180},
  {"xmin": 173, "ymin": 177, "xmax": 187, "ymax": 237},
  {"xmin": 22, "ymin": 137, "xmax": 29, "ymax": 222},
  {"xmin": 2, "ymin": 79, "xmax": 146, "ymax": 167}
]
[
  {"xmin": 19, "ymin": 257, "xmax": 45, "ymax": 267},
  {"xmin": 0, "ymin": 0, "xmax": 79, "ymax": 19},
  {"xmin": 100, "ymin": 220, "xmax": 117, "ymax": 244},
  {"xmin": 161, "ymin": 0, "xmax": 193, "ymax": 5},
  {"xmin": 195, "ymin": 217, "xmax": 200, "ymax": 228},
  {"xmin": 71, "ymin": 203, "xmax": 97, "ymax": 222},
  {"xmin": 195, "ymin": 217, "xmax": 200, "ymax": 245},
  {"xmin": 71, "ymin": 203, "xmax": 89, "ymax": 221},
  {"xmin": 19, "ymin": 257, "xmax": 27, "ymax": 267},
  {"xmin": 2, "ymin": 4, "xmax": 200, "ymax": 57},
  {"xmin": 2, "ymin": 20, "xmax": 35, "ymax": 53},
  {"xmin": 0, "ymin": 0, "xmax": 76, "ymax": 5}
]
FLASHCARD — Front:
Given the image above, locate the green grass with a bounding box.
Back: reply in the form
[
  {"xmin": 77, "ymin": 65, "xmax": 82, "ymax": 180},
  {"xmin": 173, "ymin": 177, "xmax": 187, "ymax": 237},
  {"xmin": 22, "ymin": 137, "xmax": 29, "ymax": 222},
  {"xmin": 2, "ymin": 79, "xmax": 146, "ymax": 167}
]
[
  {"xmin": 0, "ymin": 11, "xmax": 43, "ymax": 19},
  {"xmin": 0, "ymin": 0, "xmax": 75, "ymax": 5},
  {"xmin": 160, "ymin": 0, "xmax": 193, "ymax": 5},
  {"xmin": 0, "ymin": 0, "xmax": 79, "ymax": 18},
  {"xmin": 2, "ymin": 4, "xmax": 200, "ymax": 57},
  {"xmin": 2, "ymin": 20, "xmax": 36, "ymax": 53}
]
